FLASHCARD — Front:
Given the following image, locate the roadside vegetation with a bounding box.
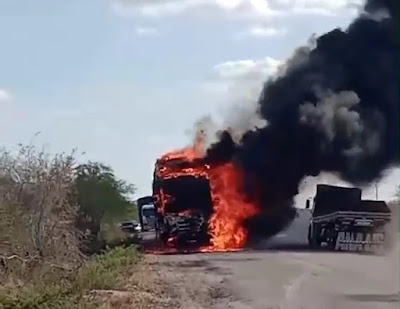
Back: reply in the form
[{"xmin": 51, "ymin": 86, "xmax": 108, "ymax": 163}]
[
  {"xmin": 0, "ymin": 143, "xmax": 162, "ymax": 309},
  {"xmin": 0, "ymin": 247, "xmax": 139, "ymax": 309}
]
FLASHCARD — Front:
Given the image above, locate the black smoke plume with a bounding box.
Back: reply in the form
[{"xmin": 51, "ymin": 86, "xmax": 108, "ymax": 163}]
[{"xmin": 206, "ymin": 0, "xmax": 399, "ymax": 239}]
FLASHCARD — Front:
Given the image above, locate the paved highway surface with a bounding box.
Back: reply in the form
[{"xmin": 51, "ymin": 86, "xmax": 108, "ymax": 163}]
[
  {"xmin": 155, "ymin": 247, "xmax": 398, "ymax": 309},
  {"xmin": 146, "ymin": 210, "xmax": 399, "ymax": 308}
]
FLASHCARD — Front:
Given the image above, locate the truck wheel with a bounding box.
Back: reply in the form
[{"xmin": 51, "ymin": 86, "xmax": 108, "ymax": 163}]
[
  {"xmin": 327, "ymin": 238, "xmax": 336, "ymax": 250},
  {"xmin": 308, "ymin": 225, "xmax": 321, "ymax": 249},
  {"xmin": 161, "ymin": 232, "xmax": 169, "ymax": 245},
  {"xmin": 155, "ymin": 229, "xmax": 161, "ymax": 241},
  {"xmin": 327, "ymin": 230, "xmax": 337, "ymax": 250}
]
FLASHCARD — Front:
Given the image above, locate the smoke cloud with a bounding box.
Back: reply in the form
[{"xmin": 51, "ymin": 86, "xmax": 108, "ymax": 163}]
[{"xmin": 206, "ymin": 0, "xmax": 399, "ymax": 239}]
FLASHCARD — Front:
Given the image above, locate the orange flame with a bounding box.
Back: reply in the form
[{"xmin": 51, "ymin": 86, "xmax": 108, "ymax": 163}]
[
  {"xmin": 161, "ymin": 130, "xmax": 206, "ymax": 162},
  {"xmin": 157, "ymin": 188, "xmax": 175, "ymax": 215},
  {"xmin": 207, "ymin": 163, "xmax": 259, "ymax": 250},
  {"xmin": 154, "ymin": 132, "xmax": 259, "ymax": 252}
]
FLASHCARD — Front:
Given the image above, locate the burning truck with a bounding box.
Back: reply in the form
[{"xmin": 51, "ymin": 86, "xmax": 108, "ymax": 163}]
[
  {"xmin": 137, "ymin": 134, "xmax": 260, "ymax": 251},
  {"xmin": 152, "ymin": 156, "xmax": 213, "ymax": 247}
]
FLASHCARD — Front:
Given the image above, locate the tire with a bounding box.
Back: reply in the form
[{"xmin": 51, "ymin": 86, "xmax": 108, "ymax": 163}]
[
  {"xmin": 326, "ymin": 228, "xmax": 337, "ymax": 251},
  {"xmin": 160, "ymin": 232, "xmax": 169, "ymax": 245},
  {"xmin": 155, "ymin": 229, "xmax": 161, "ymax": 241},
  {"xmin": 308, "ymin": 224, "xmax": 321, "ymax": 249}
]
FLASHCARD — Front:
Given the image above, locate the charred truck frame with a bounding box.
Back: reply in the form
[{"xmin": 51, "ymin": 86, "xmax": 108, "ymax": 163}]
[
  {"xmin": 139, "ymin": 158, "xmax": 212, "ymax": 247},
  {"xmin": 307, "ymin": 185, "xmax": 391, "ymax": 252}
]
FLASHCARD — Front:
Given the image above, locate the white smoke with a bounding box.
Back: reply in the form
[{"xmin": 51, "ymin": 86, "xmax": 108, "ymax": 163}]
[
  {"xmin": 202, "ymin": 56, "xmax": 282, "ymax": 144},
  {"xmin": 186, "ymin": 115, "xmax": 220, "ymax": 152}
]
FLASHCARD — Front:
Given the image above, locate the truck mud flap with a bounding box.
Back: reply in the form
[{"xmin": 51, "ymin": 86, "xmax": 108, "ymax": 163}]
[{"xmin": 334, "ymin": 232, "xmax": 385, "ymax": 253}]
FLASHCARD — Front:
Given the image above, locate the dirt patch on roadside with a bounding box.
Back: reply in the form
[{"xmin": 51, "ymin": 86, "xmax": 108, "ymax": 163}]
[
  {"xmin": 147, "ymin": 255, "xmax": 238, "ymax": 309},
  {"xmin": 84, "ymin": 256, "xmax": 177, "ymax": 309},
  {"xmin": 86, "ymin": 254, "xmax": 236, "ymax": 309}
]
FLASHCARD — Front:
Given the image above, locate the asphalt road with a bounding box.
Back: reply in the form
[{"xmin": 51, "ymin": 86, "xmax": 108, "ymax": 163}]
[
  {"xmin": 146, "ymin": 210, "xmax": 399, "ymax": 308},
  {"xmin": 155, "ymin": 247, "xmax": 398, "ymax": 309}
]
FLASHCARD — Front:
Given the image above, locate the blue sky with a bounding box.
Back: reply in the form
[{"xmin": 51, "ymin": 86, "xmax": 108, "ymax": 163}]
[{"xmin": 0, "ymin": 0, "xmax": 397, "ymax": 202}]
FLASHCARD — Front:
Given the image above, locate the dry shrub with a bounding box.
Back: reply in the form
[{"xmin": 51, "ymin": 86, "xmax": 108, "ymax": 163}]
[
  {"xmin": 0, "ymin": 145, "xmax": 162, "ymax": 309},
  {"xmin": 0, "ymin": 144, "xmax": 84, "ymax": 284},
  {"xmin": 0, "ymin": 247, "xmax": 140, "ymax": 309}
]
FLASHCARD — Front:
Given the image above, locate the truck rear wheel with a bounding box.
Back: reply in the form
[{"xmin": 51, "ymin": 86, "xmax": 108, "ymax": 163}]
[
  {"xmin": 308, "ymin": 224, "xmax": 321, "ymax": 249},
  {"xmin": 326, "ymin": 228, "xmax": 337, "ymax": 250}
]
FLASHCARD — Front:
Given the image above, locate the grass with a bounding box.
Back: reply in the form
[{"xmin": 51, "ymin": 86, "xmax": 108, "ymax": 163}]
[
  {"xmin": 0, "ymin": 247, "xmax": 139, "ymax": 309},
  {"xmin": 76, "ymin": 246, "xmax": 138, "ymax": 291}
]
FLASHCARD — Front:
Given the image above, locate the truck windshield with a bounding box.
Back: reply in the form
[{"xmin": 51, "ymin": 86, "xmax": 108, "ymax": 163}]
[
  {"xmin": 158, "ymin": 175, "xmax": 213, "ymax": 216},
  {"xmin": 143, "ymin": 208, "xmax": 155, "ymax": 216}
]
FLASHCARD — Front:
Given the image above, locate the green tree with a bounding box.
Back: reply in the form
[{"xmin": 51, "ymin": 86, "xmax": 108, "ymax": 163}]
[{"xmin": 74, "ymin": 162, "xmax": 136, "ymax": 251}]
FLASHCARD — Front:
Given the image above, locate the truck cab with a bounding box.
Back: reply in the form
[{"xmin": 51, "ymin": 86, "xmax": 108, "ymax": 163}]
[
  {"xmin": 141, "ymin": 204, "xmax": 156, "ymax": 231},
  {"xmin": 137, "ymin": 196, "xmax": 156, "ymax": 232}
]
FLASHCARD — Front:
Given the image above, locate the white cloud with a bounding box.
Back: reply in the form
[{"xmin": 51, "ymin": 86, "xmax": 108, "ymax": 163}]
[
  {"xmin": 203, "ymin": 56, "xmax": 282, "ymax": 101},
  {"xmin": 112, "ymin": 0, "xmax": 362, "ymax": 18},
  {"xmin": 237, "ymin": 25, "xmax": 287, "ymax": 38},
  {"xmin": 272, "ymin": 0, "xmax": 362, "ymax": 16},
  {"xmin": 212, "ymin": 56, "xmax": 282, "ymax": 81},
  {"xmin": 113, "ymin": 0, "xmax": 279, "ymax": 19},
  {"xmin": 135, "ymin": 26, "xmax": 159, "ymax": 36},
  {"xmin": 0, "ymin": 89, "xmax": 13, "ymax": 104}
]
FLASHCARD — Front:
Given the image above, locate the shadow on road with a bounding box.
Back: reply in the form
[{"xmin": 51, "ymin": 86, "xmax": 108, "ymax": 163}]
[
  {"xmin": 140, "ymin": 237, "xmax": 329, "ymax": 256},
  {"xmin": 138, "ymin": 229, "xmax": 384, "ymax": 256},
  {"xmin": 342, "ymin": 293, "xmax": 400, "ymax": 303}
]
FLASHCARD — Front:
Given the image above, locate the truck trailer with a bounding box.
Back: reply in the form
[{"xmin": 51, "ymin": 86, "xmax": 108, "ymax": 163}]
[{"xmin": 307, "ymin": 184, "xmax": 391, "ymax": 252}]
